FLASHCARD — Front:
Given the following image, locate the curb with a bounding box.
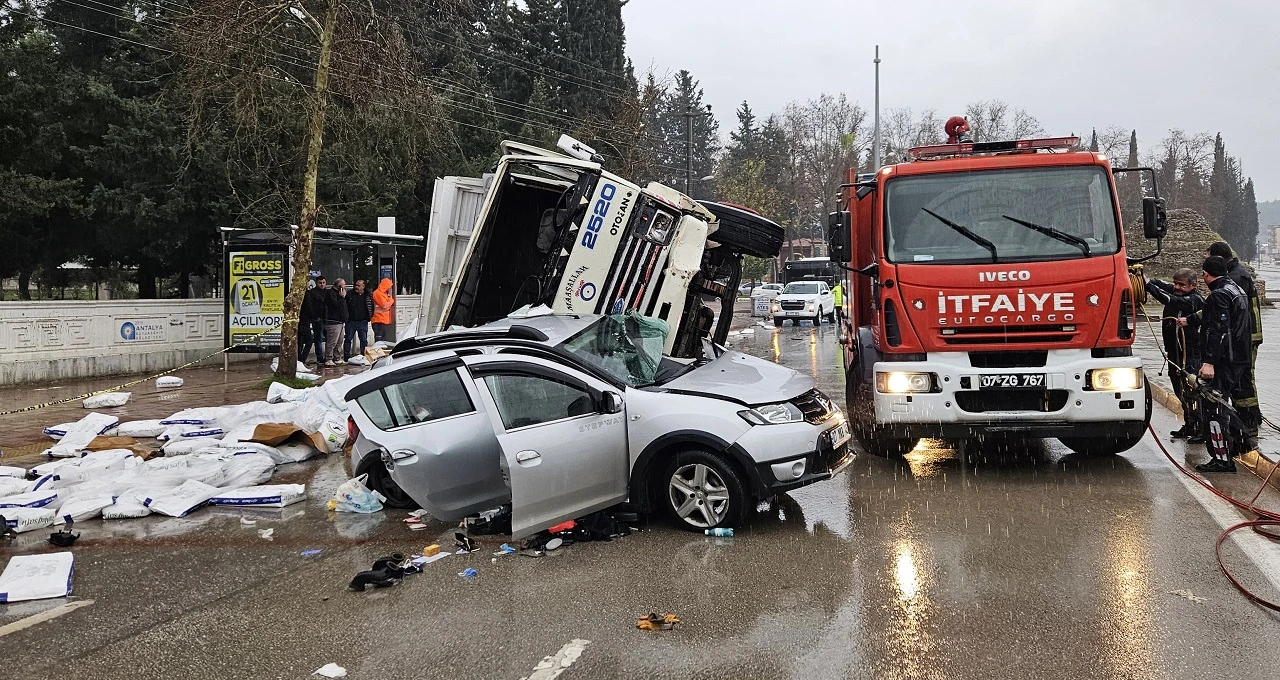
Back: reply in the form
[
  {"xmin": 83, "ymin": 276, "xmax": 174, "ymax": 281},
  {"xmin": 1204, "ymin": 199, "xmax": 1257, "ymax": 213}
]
[{"xmin": 1146, "ymin": 373, "xmax": 1280, "ymax": 492}]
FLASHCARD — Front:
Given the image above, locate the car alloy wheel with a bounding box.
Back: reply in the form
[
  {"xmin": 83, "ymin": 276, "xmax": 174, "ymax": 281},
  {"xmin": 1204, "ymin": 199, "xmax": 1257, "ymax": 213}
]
[{"xmin": 668, "ymin": 463, "xmax": 731, "ymax": 528}]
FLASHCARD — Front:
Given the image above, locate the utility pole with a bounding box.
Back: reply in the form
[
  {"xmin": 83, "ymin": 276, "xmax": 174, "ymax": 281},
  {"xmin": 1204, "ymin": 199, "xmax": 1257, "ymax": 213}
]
[
  {"xmin": 684, "ymin": 104, "xmax": 712, "ymax": 195},
  {"xmin": 872, "ymin": 45, "xmax": 881, "ymax": 171}
]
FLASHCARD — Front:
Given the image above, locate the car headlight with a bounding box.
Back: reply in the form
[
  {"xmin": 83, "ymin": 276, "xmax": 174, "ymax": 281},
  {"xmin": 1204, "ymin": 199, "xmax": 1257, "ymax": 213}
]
[
  {"xmin": 738, "ymin": 402, "xmax": 805, "ymax": 425},
  {"xmin": 876, "ymin": 371, "xmax": 935, "ymax": 394},
  {"xmin": 1087, "ymin": 367, "xmax": 1141, "ymax": 391}
]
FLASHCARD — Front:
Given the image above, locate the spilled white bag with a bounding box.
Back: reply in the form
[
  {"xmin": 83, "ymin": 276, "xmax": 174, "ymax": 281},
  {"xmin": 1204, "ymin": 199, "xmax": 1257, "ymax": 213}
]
[
  {"xmin": 116, "ymin": 420, "xmax": 167, "ymax": 438},
  {"xmin": 0, "ymin": 507, "xmax": 56, "ymax": 533},
  {"xmin": 43, "ymin": 413, "xmax": 119, "ymax": 457},
  {"xmin": 267, "ymin": 382, "xmax": 314, "ymax": 404},
  {"xmin": 145, "ymin": 480, "xmax": 220, "ymax": 517},
  {"xmin": 155, "ymin": 376, "xmax": 184, "ymax": 388},
  {"xmin": 83, "ymin": 392, "xmax": 131, "ymax": 409},
  {"xmin": 55, "ymin": 495, "xmax": 115, "ymax": 524},
  {"xmin": 210, "ymin": 484, "xmax": 306, "ymax": 508},
  {"xmin": 0, "ymin": 490, "xmax": 60, "ymax": 509},
  {"xmin": 0, "ymin": 552, "xmax": 74, "ymax": 602}
]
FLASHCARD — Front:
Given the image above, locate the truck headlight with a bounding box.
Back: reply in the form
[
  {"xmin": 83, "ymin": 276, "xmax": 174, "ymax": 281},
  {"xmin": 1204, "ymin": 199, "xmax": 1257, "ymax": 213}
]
[
  {"xmin": 876, "ymin": 371, "xmax": 934, "ymax": 394},
  {"xmin": 738, "ymin": 402, "xmax": 805, "ymax": 425},
  {"xmin": 1087, "ymin": 368, "xmax": 1141, "ymax": 391}
]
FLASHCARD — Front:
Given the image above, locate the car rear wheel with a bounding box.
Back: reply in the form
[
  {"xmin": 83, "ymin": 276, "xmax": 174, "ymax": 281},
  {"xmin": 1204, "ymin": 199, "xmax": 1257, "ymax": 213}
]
[
  {"xmin": 662, "ymin": 450, "xmax": 748, "ymax": 531},
  {"xmin": 356, "ymin": 455, "xmax": 418, "ymax": 510}
]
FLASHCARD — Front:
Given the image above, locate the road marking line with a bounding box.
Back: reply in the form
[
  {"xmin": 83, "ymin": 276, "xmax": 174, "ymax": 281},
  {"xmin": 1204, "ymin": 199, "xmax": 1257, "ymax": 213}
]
[
  {"xmin": 1151, "ymin": 434, "xmax": 1280, "ymax": 595},
  {"xmin": 522, "ymin": 638, "xmax": 590, "ymax": 680},
  {"xmin": 0, "ymin": 599, "xmax": 94, "ymax": 638}
]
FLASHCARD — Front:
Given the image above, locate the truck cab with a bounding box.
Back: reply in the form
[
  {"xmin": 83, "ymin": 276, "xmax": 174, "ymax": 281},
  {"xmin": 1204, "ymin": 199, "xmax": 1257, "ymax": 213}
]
[{"xmin": 828, "ymin": 131, "xmax": 1168, "ymax": 457}]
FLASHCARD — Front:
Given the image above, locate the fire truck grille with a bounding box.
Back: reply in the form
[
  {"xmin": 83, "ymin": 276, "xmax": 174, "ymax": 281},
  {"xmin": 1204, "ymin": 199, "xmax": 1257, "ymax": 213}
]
[
  {"xmin": 955, "ymin": 389, "xmax": 1069, "ymax": 413},
  {"xmin": 941, "ymin": 325, "xmax": 1077, "ymax": 345}
]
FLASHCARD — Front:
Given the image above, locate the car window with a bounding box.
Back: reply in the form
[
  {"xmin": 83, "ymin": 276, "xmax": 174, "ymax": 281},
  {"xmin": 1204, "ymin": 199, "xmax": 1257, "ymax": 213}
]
[
  {"xmin": 355, "ymin": 391, "xmax": 395, "ymax": 430},
  {"xmin": 783, "ymin": 282, "xmax": 820, "ymax": 295},
  {"xmin": 380, "ymin": 368, "xmax": 475, "ymax": 426},
  {"xmin": 482, "ymin": 373, "xmax": 595, "ymax": 430}
]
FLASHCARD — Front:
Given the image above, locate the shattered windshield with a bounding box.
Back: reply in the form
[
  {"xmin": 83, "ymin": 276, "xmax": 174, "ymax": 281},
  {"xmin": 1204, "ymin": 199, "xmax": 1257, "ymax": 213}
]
[
  {"xmin": 559, "ymin": 313, "xmax": 670, "ymax": 387},
  {"xmin": 884, "ymin": 166, "xmax": 1120, "ymax": 264}
]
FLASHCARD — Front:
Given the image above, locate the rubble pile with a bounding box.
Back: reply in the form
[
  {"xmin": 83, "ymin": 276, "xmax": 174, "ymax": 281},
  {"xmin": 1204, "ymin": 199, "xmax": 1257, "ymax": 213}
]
[
  {"xmin": 0, "ymin": 374, "xmax": 364, "ymax": 533},
  {"xmin": 1127, "ymin": 208, "xmax": 1229, "ymax": 282}
]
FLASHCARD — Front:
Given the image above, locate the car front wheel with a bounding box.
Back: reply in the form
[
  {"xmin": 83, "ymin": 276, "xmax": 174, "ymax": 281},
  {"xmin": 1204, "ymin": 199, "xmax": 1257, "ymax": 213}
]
[{"xmin": 662, "ymin": 450, "xmax": 748, "ymax": 532}]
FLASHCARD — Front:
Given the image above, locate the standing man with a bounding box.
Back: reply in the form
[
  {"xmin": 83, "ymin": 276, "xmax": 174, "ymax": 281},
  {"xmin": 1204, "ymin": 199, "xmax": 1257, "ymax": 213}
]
[
  {"xmin": 371, "ymin": 277, "xmax": 395, "ymax": 343},
  {"xmin": 323, "ymin": 278, "xmax": 349, "ymax": 367},
  {"xmin": 301, "ymin": 276, "xmax": 329, "ymax": 367},
  {"xmin": 1146, "ymin": 268, "xmax": 1204, "ymax": 441},
  {"xmin": 345, "ymin": 279, "xmax": 373, "ymax": 360},
  {"xmin": 831, "ymin": 281, "xmax": 845, "ymax": 324},
  {"xmin": 1207, "ymin": 241, "xmax": 1263, "ymax": 444},
  {"xmin": 1191, "ymin": 255, "xmax": 1251, "ymax": 473}
]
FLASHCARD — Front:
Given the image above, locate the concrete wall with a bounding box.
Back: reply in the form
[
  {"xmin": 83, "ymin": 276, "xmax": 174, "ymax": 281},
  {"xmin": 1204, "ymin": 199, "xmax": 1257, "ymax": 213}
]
[{"xmin": 0, "ymin": 295, "xmax": 420, "ymax": 386}]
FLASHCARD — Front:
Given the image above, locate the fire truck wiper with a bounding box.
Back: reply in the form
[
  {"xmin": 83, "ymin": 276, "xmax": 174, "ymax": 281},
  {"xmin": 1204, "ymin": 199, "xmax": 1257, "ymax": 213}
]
[
  {"xmin": 1001, "ymin": 214, "xmax": 1090, "ymax": 256},
  {"xmin": 921, "ymin": 208, "xmax": 998, "ymax": 263}
]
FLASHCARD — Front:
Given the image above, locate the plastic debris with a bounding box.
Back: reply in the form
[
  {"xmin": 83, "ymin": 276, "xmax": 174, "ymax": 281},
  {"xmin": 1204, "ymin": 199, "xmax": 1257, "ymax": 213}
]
[
  {"xmin": 636, "ymin": 612, "xmax": 681, "ymax": 631},
  {"xmin": 1169, "ymin": 589, "xmax": 1208, "ymax": 603},
  {"xmin": 0, "ymin": 551, "xmax": 74, "ymax": 602},
  {"xmin": 704, "ymin": 527, "xmax": 734, "ymax": 537},
  {"xmin": 300, "ymin": 549, "xmax": 322, "ymax": 557},
  {"xmin": 240, "ymin": 517, "xmax": 257, "ymax": 526},
  {"xmin": 258, "ymin": 528, "xmax": 274, "ymax": 540},
  {"xmin": 459, "ymin": 567, "xmax": 478, "ymax": 578},
  {"xmin": 545, "ymin": 537, "xmax": 563, "ymax": 551},
  {"xmin": 411, "ymin": 552, "xmax": 449, "ymax": 567},
  {"xmin": 312, "ymin": 663, "xmax": 347, "ymax": 678},
  {"xmin": 332, "ymin": 474, "xmax": 385, "ymax": 513}
]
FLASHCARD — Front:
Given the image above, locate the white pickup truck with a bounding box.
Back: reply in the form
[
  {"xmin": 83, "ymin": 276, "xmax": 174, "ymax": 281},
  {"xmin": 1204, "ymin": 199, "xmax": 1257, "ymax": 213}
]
[
  {"xmin": 771, "ymin": 281, "xmax": 835, "ymax": 327},
  {"xmin": 415, "ymin": 136, "xmax": 784, "ymax": 357}
]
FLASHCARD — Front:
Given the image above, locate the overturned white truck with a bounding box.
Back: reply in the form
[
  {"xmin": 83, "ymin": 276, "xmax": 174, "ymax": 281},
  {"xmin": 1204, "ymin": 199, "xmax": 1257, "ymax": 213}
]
[{"xmin": 414, "ymin": 137, "xmax": 784, "ymax": 357}]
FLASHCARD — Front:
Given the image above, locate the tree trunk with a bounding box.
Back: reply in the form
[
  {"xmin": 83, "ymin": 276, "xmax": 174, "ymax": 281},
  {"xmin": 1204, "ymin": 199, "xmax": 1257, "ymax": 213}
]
[
  {"xmin": 278, "ymin": 0, "xmax": 339, "ymax": 379},
  {"xmin": 18, "ymin": 270, "xmax": 31, "ymax": 300},
  {"xmin": 138, "ymin": 262, "xmax": 158, "ymax": 299},
  {"xmin": 179, "ymin": 270, "xmax": 191, "ymax": 299}
]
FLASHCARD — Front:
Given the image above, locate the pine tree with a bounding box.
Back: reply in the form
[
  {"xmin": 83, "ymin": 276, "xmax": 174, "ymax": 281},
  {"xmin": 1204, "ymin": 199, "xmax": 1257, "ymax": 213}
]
[
  {"xmin": 1088, "ymin": 129, "xmax": 1098, "ymax": 153},
  {"xmin": 728, "ymin": 101, "xmax": 759, "ymax": 165},
  {"xmin": 1117, "ymin": 130, "xmax": 1142, "ymax": 224},
  {"xmin": 1242, "ymin": 178, "xmax": 1259, "ymax": 261},
  {"xmin": 650, "ymin": 70, "xmax": 719, "ymax": 195},
  {"xmin": 1208, "ymin": 133, "xmax": 1230, "ymax": 232}
]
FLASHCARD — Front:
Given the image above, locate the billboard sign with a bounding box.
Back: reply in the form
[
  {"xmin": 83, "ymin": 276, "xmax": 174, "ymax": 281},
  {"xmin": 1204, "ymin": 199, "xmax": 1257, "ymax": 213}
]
[{"xmin": 226, "ymin": 249, "xmax": 287, "ymax": 352}]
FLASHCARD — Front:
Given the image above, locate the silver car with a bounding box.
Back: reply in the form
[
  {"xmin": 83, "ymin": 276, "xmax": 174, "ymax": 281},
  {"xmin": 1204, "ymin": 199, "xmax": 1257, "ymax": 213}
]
[{"xmin": 342, "ymin": 314, "xmax": 852, "ymax": 538}]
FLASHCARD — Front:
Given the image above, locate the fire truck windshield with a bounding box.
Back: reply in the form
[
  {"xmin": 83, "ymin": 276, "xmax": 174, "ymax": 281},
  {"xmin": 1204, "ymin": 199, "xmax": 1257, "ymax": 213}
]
[{"xmin": 884, "ymin": 166, "xmax": 1119, "ymax": 265}]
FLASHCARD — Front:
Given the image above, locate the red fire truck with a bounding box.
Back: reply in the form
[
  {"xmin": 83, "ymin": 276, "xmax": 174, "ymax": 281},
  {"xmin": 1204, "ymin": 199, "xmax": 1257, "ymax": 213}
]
[{"xmin": 827, "ymin": 125, "xmax": 1168, "ymax": 457}]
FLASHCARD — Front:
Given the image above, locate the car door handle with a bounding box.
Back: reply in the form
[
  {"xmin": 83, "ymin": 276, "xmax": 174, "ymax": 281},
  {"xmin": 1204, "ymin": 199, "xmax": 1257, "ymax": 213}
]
[{"xmin": 515, "ymin": 450, "xmax": 541, "ymax": 466}]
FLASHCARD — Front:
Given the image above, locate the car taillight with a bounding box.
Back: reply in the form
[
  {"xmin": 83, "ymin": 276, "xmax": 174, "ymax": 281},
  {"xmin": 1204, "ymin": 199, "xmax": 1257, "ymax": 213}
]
[
  {"xmin": 347, "ymin": 416, "xmax": 360, "ymax": 443},
  {"xmin": 1118, "ymin": 289, "xmax": 1134, "ymax": 340}
]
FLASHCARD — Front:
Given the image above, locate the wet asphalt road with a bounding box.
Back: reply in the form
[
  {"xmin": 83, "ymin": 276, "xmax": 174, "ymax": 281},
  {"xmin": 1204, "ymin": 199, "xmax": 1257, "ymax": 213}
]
[{"xmin": 3, "ymin": 321, "xmax": 1280, "ymax": 679}]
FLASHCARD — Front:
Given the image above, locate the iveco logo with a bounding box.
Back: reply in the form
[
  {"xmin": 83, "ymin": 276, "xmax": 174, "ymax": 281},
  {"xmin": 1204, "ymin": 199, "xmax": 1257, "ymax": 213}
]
[{"xmin": 979, "ymin": 270, "xmax": 1032, "ymax": 282}]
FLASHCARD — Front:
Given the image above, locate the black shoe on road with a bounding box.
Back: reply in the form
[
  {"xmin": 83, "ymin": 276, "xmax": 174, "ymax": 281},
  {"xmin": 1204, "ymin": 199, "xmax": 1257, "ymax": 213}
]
[
  {"xmin": 1194, "ymin": 458, "xmax": 1237, "ymax": 473},
  {"xmin": 1170, "ymin": 427, "xmax": 1187, "ymax": 439}
]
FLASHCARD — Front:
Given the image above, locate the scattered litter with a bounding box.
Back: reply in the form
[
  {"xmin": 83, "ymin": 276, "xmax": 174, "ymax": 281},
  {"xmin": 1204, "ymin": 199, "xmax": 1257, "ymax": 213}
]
[
  {"xmin": 83, "ymin": 392, "xmax": 131, "ymax": 409},
  {"xmin": 0, "ymin": 551, "xmax": 74, "ymax": 602},
  {"xmin": 407, "ymin": 509, "xmax": 429, "ymax": 519},
  {"xmin": 155, "ymin": 376, "xmax": 185, "ymax": 388},
  {"xmin": 407, "ymin": 522, "xmax": 428, "ymax": 531},
  {"xmin": 312, "ymin": 663, "xmax": 347, "ymax": 678},
  {"xmin": 459, "ymin": 568, "xmax": 478, "ymax": 578},
  {"xmin": 258, "ymin": 528, "xmax": 274, "ymax": 540},
  {"xmin": 332, "ymin": 474, "xmax": 385, "ymax": 513},
  {"xmin": 346, "ymin": 355, "xmax": 370, "ymax": 366},
  {"xmin": 495, "ymin": 543, "xmax": 517, "ymax": 556},
  {"xmin": 1169, "ymin": 589, "xmax": 1208, "ymax": 603},
  {"xmin": 545, "ymin": 537, "xmax": 563, "ymax": 551},
  {"xmin": 423, "ymin": 544, "xmax": 440, "ymax": 557},
  {"xmin": 240, "ymin": 517, "xmax": 257, "ymax": 526},
  {"xmin": 704, "ymin": 527, "xmax": 734, "ymax": 537},
  {"xmin": 300, "ymin": 549, "xmax": 322, "ymax": 557},
  {"xmin": 548, "ymin": 520, "xmax": 575, "ymax": 534},
  {"xmin": 1, "ymin": 508, "xmax": 55, "ymax": 533},
  {"xmin": 349, "ymin": 554, "xmax": 408, "ymax": 591},
  {"xmin": 636, "ymin": 612, "xmax": 680, "ymax": 631},
  {"xmin": 47, "ymin": 527, "xmax": 79, "ymax": 547},
  {"xmin": 455, "ymin": 532, "xmax": 477, "ymax": 552},
  {"xmin": 211, "ymin": 484, "xmax": 307, "ymax": 508},
  {"xmin": 412, "ymin": 552, "xmax": 449, "ymax": 567}
]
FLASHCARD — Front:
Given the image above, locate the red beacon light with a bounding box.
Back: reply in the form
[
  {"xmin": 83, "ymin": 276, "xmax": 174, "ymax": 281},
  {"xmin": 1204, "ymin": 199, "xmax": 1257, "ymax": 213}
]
[{"xmin": 909, "ymin": 117, "xmax": 1079, "ymax": 160}]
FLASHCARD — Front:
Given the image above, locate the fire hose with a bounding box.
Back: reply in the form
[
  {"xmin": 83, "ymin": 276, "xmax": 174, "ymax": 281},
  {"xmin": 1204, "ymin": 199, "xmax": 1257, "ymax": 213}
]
[{"xmin": 1130, "ymin": 264, "xmax": 1280, "ymax": 611}]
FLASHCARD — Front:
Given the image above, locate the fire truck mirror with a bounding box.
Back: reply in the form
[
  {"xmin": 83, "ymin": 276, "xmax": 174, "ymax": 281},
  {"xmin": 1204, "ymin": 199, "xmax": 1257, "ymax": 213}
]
[
  {"xmin": 827, "ymin": 211, "xmax": 852, "ymax": 264},
  {"xmin": 1141, "ymin": 196, "xmax": 1168, "ymax": 240}
]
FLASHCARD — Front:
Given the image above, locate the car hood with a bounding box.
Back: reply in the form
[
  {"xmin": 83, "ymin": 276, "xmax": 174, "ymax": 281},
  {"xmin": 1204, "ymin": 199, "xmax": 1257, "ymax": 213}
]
[{"xmin": 662, "ymin": 350, "xmax": 815, "ymax": 406}]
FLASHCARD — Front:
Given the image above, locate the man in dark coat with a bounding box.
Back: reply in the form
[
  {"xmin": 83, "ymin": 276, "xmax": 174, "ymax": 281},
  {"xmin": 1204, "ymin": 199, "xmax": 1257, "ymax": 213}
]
[
  {"xmin": 301, "ymin": 277, "xmax": 329, "ymax": 366},
  {"xmin": 345, "ymin": 279, "xmax": 374, "ymax": 360},
  {"xmin": 1207, "ymin": 242, "xmax": 1263, "ymax": 439},
  {"xmin": 323, "ymin": 278, "xmax": 350, "ymax": 366},
  {"xmin": 1190, "ymin": 256, "xmax": 1252, "ymax": 473},
  {"xmin": 1146, "ymin": 268, "xmax": 1204, "ymax": 441}
]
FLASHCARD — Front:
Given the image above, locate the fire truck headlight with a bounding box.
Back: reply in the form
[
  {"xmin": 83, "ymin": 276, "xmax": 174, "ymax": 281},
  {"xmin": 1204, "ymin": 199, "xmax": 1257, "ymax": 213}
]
[
  {"xmin": 1088, "ymin": 368, "xmax": 1141, "ymax": 391},
  {"xmin": 876, "ymin": 371, "xmax": 934, "ymax": 394}
]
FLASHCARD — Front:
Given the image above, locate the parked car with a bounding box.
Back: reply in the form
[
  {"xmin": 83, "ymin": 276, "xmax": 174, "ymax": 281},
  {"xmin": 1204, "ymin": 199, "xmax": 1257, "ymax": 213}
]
[
  {"xmin": 738, "ymin": 283, "xmax": 755, "ymax": 295},
  {"xmin": 752, "ymin": 283, "xmax": 784, "ymax": 300},
  {"xmin": 343, "ymin": 314, "xmax": 852, "ymax": 538},
  {"xmin": 771, "ymin": 281, "xmax": 835, "ymax": 326}
]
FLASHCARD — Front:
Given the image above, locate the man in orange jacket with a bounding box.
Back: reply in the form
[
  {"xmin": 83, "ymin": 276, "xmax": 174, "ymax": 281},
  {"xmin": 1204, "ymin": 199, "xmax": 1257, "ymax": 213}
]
[{"xmin": 371, "ymin": 277, "xmax": 395, "ymax": 342}]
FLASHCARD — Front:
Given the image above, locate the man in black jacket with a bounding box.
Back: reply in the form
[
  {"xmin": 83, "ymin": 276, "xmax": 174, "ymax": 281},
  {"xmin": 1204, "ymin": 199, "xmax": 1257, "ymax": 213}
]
[
  {"xmin": 301, "ymin": 277, "xmax": 329, "ymax": 366},
  {"xmin": 1207, "ymin": 242, "xmax": 1263, "ymax": 438},
  {"xmin": 344, "ymin": 278, "xmax": 373, "ymax": 360},
  {"xmin": 1191, "ymin": 256, "xmax": 1252, "ymax": 473},
  {"xmin": 1146, "ymin": 268, "xmax": 1204, "ymax": 441},
  {"xmin": 323, "ymin": 278, "xmax": 350, "ymax": 366}
]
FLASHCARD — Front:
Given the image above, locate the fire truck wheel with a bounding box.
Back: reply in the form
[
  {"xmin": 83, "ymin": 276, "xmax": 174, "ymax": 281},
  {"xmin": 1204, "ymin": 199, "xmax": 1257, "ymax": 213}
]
[
  {"xmin": 1057, "ymin": 434, "xmax": 1141, "ymax": 457},
  {"xmin": 855, "ymin": 430, "xmax": 918, "ymax": 458}
]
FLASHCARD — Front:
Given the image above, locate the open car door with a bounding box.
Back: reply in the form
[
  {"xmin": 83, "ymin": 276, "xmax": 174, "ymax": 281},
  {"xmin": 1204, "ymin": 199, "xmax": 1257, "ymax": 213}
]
[{"xmin": 463, "ymin": 354, "xmax": 630, "ymax": 539}]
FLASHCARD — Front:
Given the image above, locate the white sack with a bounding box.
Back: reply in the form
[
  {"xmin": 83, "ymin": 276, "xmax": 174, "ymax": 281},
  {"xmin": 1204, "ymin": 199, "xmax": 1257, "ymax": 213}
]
[
  {"xmin": 43, "ymin": 413, "xmax": 119, "ymax": 457},
  {"xmin": 271, "ymin": 358, "xmax": 309, "ymax": 374},
  {"xmin": 290, "ymin": 401, "xmax": 329, "ymax": 433},
  {"xmin": 55, "ymin": 495, "xmax": 115, "ymax": 524},
  {"xmin": 49, "ymin": 450, "xmax": 136, "ymax": 485},
  {"xmin": 0, "ymin": 508, "xmax": 56, "ymax": 533},
  {"xmin": 346, "ymin": 355, "xmax": 370, "ymax": 366},
  {"xmin": 155, "ymin": 376, "xmax": 184, "ymax": 388},
  {"xmin": 162, "ymin": 437, "xmax": 225, "ymax": 456},
  {"xmin": 274, "ymin": 442, "xmax": 321, "ymax": 464},
  {"xmin": 116, "ymin": 420, "xmax": 167, "ymax": 438},
  {"xmin": 0, "ymin": 466, "xmax": 27, "ymax": 478},
  {"xmin": 42, "ymin": 423, "xmax": 74, "ymax": 440},
  {"xmin": 31, "ymin": 459, "xmax": 75, "ymax": 478},
  {"xmin": 0, "ymin": 478, "xmax": 30, "ymax": 497},
  {"xmin": 214, "ymin": 453, "xmax": 275, "ymax": 489},
  {"xmin": 0, "ymin": 490, "xmax": 60, "ymax": 509},
  {"xmin": 83, "ymin": 392, "xmax": 131, "ymax": 409},
  {"xmin": 145, "ymin": 480, "xmax": 220, "ymax": 517},
  {"xmin": 298, "ymin": 371, "xmax": 322, "ymax": 381},
  {"xmin": 180, "ymin": 427, "xmax": 226, "ymax": 439},
  {"xmin": 210, "ymin": 484, "xmax": 306, "ymax": 508},
  {"xmin": 0, "ymin": 552, "xmax": 74, "ymax": 602},
  {"xmin": 101, "ymin": 492, "xmax": 153, "ymax": 519},
  {"xmin": 267, "ymin": 382, "xmax": 314, "ymax": 404},
  {"xmin": 320, "ymin": 418, "xmax": 348, "ymax": 454},
  {"xmin": 140, "ymin": 457, "xmax": 227, "ymax": 487},
  {"xmin": 160, "ymin": 406, "xmax": 233, "ymax": 425}
]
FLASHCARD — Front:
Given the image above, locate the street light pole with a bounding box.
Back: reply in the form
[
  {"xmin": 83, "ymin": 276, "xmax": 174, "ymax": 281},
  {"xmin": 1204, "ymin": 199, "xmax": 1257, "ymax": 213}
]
[
  {"xmin": 684, "ymin": 104, "xmax": 712, "ymax": 196},
  {"xmin": 872, "ymin": 45, "xmax": 881, "ymax": 171}
]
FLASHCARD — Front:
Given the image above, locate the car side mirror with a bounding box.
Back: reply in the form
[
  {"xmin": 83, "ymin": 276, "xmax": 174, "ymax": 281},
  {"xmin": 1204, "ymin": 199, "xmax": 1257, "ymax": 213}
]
[
  {"xmin": 601, "ymin": 391, "xmax": 624, "ymax": 414},
  {"xmin": 827, "ymin": 211, "xmax": 852, "ymax": 264},
  {"xmin": 1142, "ymin": 196, "xmax": 1167, "ymax": 240}
]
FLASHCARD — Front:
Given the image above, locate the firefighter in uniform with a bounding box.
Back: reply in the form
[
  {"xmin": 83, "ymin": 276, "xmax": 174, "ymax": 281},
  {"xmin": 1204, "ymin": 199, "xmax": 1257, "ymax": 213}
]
[
  {"xmin": 1188, "ymin": 256, "xmax": 1251, "ymax": 473},
  {"xmin": 1207, "ymin": 242, "xmax": 1263, "ymax": 445},
  {"xmin": 1145, "ymin": 268, "xmax": 1204, "ymax": 442}
]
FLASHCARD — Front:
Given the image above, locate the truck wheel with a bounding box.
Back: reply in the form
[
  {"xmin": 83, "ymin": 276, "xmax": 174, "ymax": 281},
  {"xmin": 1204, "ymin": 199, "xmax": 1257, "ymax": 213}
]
[
  {"xmin": 1059, "ymin": 383, "xmax": 1152, "ymax": 456},
  {"xmin": 661, "ymin": 450, "xmax": 748, "ymax": 532},
  {"xmin": 774, "ymin": 317, "xmax": 784, "ymax": 327},
  {"xmin": 696, "ymin": 201, "xmax": 785, "ymax": 258},
  {"xmin": 847, "ymin": 380, "xmax": 917, "ymax": 458}
]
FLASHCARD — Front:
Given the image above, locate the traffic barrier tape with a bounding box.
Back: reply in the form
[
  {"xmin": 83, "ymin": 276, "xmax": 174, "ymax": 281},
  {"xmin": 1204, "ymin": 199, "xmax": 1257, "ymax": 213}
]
[{"xmin": 0, "ymin": 324, "xmax": 285, "ymax": 418}]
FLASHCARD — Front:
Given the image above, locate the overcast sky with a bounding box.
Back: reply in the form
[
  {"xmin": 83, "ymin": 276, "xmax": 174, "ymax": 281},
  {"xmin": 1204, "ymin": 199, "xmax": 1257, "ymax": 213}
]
[{"xmin": 622, "ymin": 0, "xmax": 1280, "ymax": 201}]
